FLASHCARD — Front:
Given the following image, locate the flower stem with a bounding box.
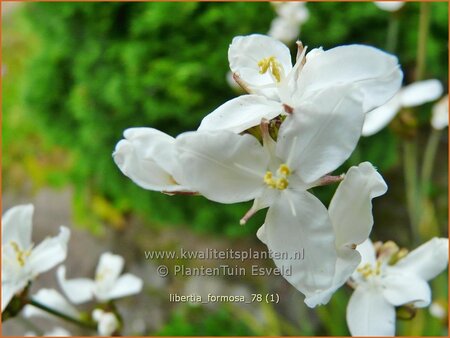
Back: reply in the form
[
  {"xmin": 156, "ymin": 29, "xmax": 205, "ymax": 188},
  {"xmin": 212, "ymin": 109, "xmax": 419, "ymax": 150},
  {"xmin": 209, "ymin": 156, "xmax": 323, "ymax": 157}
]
[
  {"xmin": 415, "ymin": 2, "xmax": 431, "ymax": 81},
  {"xmin": 386, "ymin": 12, "xmax": 400, "ymax": 53},
  {"xmin": 403, "ymin": 140, "xmax": 419, "ymax": 244},
  {"xmin": 28, "ymin": 298, "xmax": 96, "ymax": 330},
  {"xmin": 420, "ymin": 128, "xmax": 441, "ymax": 195}
]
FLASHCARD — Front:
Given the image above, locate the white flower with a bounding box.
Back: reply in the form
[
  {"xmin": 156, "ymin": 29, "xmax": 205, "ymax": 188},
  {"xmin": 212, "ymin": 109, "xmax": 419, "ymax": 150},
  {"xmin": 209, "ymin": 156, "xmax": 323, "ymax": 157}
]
[
  {"xmin": 25, "ymin": 327, "xmax": 71, "ymax": 337},
  {"xmin": 199, "ymin": 34, "xmax": 402, "ymax": 133},
  {"xmin": 347, "ymin": 237, "xmax": 449, "ymax": 336},
  {"xmin": 431, "ymin": 94, "xmax": 448, "ymax": 130},
  {"xmin": 113, "ymin": 128, "xmax": 194, "ymax": 194},
  {"xmin": 300, "ymin": 162, "xmax": 388, "ymax": 307},
  {"xmin": 363, "ymin": 79, "xmax": 443, "ymax": 136},
  {"xmin": 374, "ymin": 1, "xmax": 405, "ymax": 12},
  {"xmin": 176, "ymin": 91, "xmax": 368, "ymax": 298},
  {"xmin": 429, "ymin": 301, "xmax": 447, "ymax": 319},
  {"xmin": 22, "ymin": 288, "xmax": 80, "ymax": 319},
  {"xmin": 92, "ymin": 309, "xmax": 120, "ymax": 336},
  {"xmin": 57, "ymin": 252, "xmax": 143, "ymax": 304},
  {"xmin": 2, "ymin": 204, "xmax": 70, "ymax": 312},
  {"xmin": 268, "ymin": 2, "xmax": 309, "ymax": 44}
]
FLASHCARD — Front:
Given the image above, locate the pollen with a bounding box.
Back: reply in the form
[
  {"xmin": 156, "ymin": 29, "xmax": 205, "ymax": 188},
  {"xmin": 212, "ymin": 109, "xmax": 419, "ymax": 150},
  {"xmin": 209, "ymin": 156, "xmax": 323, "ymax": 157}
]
[
  {"xmin": 264, "ymin": 164, "xmax": 292, "ymax": 190},
  {"xmin": 357, "ymin": 260, "xmax": 382, "ymax": 279},
  {"xmin": 257, "ymin": 56, "xmax": 282, "ymax": 83},
  {"xmin": 10, "ymin": 241, "xmax": 31, "ymax": 267}
]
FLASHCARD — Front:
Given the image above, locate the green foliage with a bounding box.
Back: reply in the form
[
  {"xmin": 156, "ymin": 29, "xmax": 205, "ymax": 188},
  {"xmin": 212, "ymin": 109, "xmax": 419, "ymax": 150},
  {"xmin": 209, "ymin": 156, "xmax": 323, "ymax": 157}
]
[{"xmin": 156, "ymin": 305, "xmax": 254, "ymax": 336}]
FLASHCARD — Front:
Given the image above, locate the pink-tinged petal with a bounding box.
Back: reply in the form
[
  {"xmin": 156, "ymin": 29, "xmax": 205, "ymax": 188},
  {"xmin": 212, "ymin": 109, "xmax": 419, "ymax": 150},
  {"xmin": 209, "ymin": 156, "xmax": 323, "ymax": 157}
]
[
  {"xmin": 107, "ymin": 273, "xmax": 143, "ymax": 300},
  {"xmin": 393, "ymin": 237, "xmax": 448, "ymax": 281},
  {"xmin": 23, "ymin": 288, "xmax": 80, "ymax": 319},
  {"xmin": 399, "ymin": 79, "xmax": 443, "ymax": 107},
  {"xmin": 381, "ymin": 271, "xmax": 431, "ymax": 308},
  {"xmin": 198, "ymin": 95, "xmax": 283, "ymax": 133},
  {"xmin": 113, "ymin": 128, "xmax": 191, "ymax": 192},
  {"xmin": 176, "ymin": 131, "xmax": 269, "ymax": 204},
  {"xmin": 298, "ymin": 44, "xmax": 402, "ymax": 113},
  {"xmin": 28, "ymin": 226, "xmax": 70, "ymax": 276},
  {"xmin": 329, "ymin": 162, "xmax": 387, "ymax": 248},
  {"xmin": 362, "ymin": 95, "xmax": 401, "ymax": 136},
  {"xmin": 264, "ymin": 190, "xmax": 337, "ymax": 298},
  {"xmin": 2, "ymin": 204, "xmax": 34, "ymax": 249},
  {"xmin": 57, "ymin": 266, "xmax": 94, "ymax": 304},
  {"xmin": 277, "ymin": 84, "xmax": 365, "ymax": 183},
  {"xmin": 229, "ymin": 34, "xmax": 293, "ymax": 98},
  {"xmin": 347, "ymin": 285, "xmax": 396, "ymax": 336}
]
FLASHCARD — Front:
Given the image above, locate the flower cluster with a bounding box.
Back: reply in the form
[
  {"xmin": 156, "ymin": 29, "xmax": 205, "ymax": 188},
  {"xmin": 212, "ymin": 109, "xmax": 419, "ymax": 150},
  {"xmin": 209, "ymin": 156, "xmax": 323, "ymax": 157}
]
[{"xmin": 1, "ymin": 204, "xmax": 143, "ymax": 336}]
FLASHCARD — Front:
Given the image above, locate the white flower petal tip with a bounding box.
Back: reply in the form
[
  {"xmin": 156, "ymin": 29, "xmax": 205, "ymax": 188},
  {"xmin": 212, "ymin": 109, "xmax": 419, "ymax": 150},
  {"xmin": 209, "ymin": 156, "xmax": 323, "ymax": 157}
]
[
  {"xmin": 198, "ymin": 95, "xmax": 282, "ymax": 133},
  {"xmin": 93, "ymin": 309, "xmax": 120, "ymax": 336},
  {"xmin": 23, "ymin": 288, "xmax": 80, "ymax": 319},
  {"xmin": 429, "ymin": 301, "xmax": 447, "ymax": 319},
  {"xmin": 374, "ymin": 1, "xmax": 405, "ymax": 12},
  {"xmin": 113, "ymin": 127, "xmax": 192, "ymax": 193},
  {"xmin": 400, "ymin": 79, "xmax": 443, "ymax": 107},
  {"xmin": 2, "ymin": 205, "xmax": 70, "ymax": 312},
  {"xmin": 431, "ymin": 95, "xmax": 448, "ymax": 130}
]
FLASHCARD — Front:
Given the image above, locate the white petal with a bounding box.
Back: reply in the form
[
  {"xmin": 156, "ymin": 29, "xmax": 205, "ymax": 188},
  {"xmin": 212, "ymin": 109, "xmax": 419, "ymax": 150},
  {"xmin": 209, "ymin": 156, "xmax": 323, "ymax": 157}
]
[
  {"xmin": 176, "ymin": 131, "xmax": 269, "ymax": 204},
  {"xmin": 329, "ymin": 162, "xmax": 387, "ymax": 248},
  {"xmin": 297, "ymin": 44, "xmax": 402, "ymax": 113},
  {"xmin": 94, "ymin": 252, "xmax": 125, "ymax": 300},
  {"xmin": 273, "ymin": 2, "xmax": 309, "ymax": 23},
  {"xmin": 431, "ymin": 95, "xmax": 448, "ymax": 130},
  {"xmin": 356, "ymin": 239, "xmax": 377, "ymax": 266},
  {"xmin": 256, "ymin": 224, "xmax": 267, "ymax": 244},
  {"xmin": 268, "ymin": 17, "xmax": 300, "ymax": 44},
  {"xmin": 381, "ymin": 272, "xmax": 431, "ymax": 308},
  {"xmin": 393, "ymin": 237, "xmax": 449, "ymax": 281},
  {"xmin": 400, "ymin": 79, "xmax": 443, "ymax": 107},
  {"xmin": 304, "ymin": 246, "xmax": 361, "ymax": 307},
  {"xmin": 96, "ymin": 312, "xmax": 119, "ymax": 336},
  {"xmin": 23, "ymin": 288, "xmax": 80, "ymax": 319},
  {"xmin": 107, "ymin": 273, "xmax": 143, "ymax": 299},
  {"xmin": 28, "ymin": 226, "xmax": 70, "ymax": 276},
  {"xmin": 346, "ymin": 286, "xmax": 396, "ymax": 336},
  {"xmin": 198, "ymin": 95, "xmax": 282, "ymax": 133},
  {"xmin": 277, "ymin": 85, "xmax": 365, "ymax": 183},
  {"xmin": 57, "ymin": 266, "xmax": 95, "ymax": 304},
  {"xmin": 44, "ymin": 328, "xmax": 71, "ymax": 337},
  {"xmin": 362, "ymin": 95, "xmax": 401, "ymax": 136},
  {"xmin": 113, "ymin": 128, "xmax": 190, "ymax": 192},
  {"xmin": 264, "ymin": 190, "xmax": 337, "ymax": 298},
  {"xmin": 2, "ymin": 204, "xmax": 34, "ymax": 249},
  {"xmin": 228, "ymin": 34, "xmax": 293, "ymax": 98},
  {"xmin": 374, "ymin": 1, "xmax": 405, "ymax": 12}
]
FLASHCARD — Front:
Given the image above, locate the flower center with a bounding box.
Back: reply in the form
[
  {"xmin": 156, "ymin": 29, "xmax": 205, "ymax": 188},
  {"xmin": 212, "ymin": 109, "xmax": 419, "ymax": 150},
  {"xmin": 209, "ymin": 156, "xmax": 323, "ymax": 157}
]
[
  {"xmin": 258, "ymin": 56, "xmax": 282, "ymax": 83},
  {"xmin": 357, "ymin": 260, "xmax": 382, "ymax": 279},
  {"xmin": 9, "ymin": 241, "xmax": 31, "ymax": 267},
  {"xmin": 264, "ymin": 164, "xmax": 291, "ymax": 190}
]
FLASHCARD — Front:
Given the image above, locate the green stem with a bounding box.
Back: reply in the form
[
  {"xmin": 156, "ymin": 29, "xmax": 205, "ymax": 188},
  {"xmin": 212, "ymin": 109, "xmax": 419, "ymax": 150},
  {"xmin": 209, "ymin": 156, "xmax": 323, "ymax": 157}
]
[
  {"xmin": 28, "ymin": 298, "xmax": 96, "ymax": 330},
  {"xmin": 415, "ymin": 2, "xmax": 431, "ymax": 81},
  {"xmin": 403, "ymin": 140, "xmax": 419, "ymax": 244},
  {"xmin": 421, "ymin": 129, "xmax": 442, "ymax": 195},
  {"xmin": 386, "ymin": 12, "xmax": 400, "ymax": 53}
]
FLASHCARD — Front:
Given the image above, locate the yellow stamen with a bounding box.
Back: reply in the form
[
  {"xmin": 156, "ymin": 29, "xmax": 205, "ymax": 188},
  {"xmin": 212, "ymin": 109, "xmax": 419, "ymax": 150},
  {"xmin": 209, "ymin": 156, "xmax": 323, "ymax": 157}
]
[
  {"xmin": 263, "ymin": 164, "xmax": 292, "ymax": 190},
  {"xmin": 278, "ymin": 163, "xmax": 291, "ymax": 176},
  {"xmin": 276, "ymin": 177, "xmax": 289, "ymax": 190},
  {"xmin": 257, "ymin": 56, "xmax": 282, "ymax": 83},
  {"xmin": 10, "ymin": 241, "xmax": 30, "ymax": 267}
]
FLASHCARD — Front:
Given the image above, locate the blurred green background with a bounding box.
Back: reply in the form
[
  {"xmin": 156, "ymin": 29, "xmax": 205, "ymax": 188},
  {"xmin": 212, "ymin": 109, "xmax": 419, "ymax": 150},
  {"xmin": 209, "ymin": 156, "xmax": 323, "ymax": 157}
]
[{"xmin": 2, "ymin": 1, "xmax": 448, "ymax": 336}]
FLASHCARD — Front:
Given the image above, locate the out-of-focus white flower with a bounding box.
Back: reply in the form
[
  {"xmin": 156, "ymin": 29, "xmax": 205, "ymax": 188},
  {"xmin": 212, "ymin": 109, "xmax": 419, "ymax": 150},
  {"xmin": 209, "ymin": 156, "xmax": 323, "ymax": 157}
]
[
  {"xmin": 346, "ymin": 238, "xmax": 449, "ymax": 336},
  {"xmin": 363, "ymin": 79, "xmax": 443, "ymax": 136},
  {"xmin": 303, "ymin": 162, "xmax": 388, "ymax": 307},
  {"xmin": 113, "ymin": 128, "xmax": 195, "ymax": 194},
  {"xmin": 22, "ymin": 288, "xmax": 80, "ymax": 319},
  {"xmin": 268, "ymin": 2, "xmax": 309, "ymax": 44},
  {"xmin": 374, "ymin": 1, "xmax": 405, "ymax": 12},
  {"xmin": 25, "ymin": 327, "xmax": 71, "ymax": 337},
  {"xmin": 200, "ymin": 34, "xmax": 402, "ymax": 134},
  {"xmin": 429, "ymin": 301, "xmax": 447, "ymax": 319},
  {"xmin": 2, "ymin": 204, "xmax": 70, "ymax": 312},
  {"xmin": 92, "ymin": 309, "xmax": 120, "ymax": 336},
  {"xmin": 431, "ymin": 95, "xmax": 448, "ymax": 130},
  {"xmin": 57, "ymin": 252, "xmax": 143, "ymax": 304}
]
